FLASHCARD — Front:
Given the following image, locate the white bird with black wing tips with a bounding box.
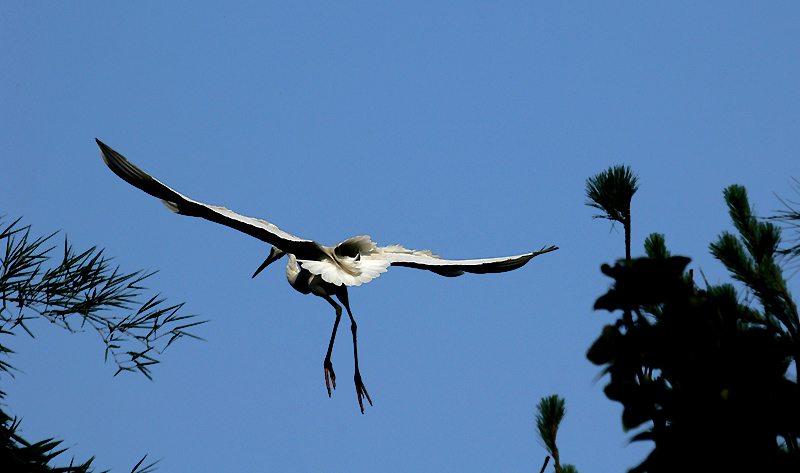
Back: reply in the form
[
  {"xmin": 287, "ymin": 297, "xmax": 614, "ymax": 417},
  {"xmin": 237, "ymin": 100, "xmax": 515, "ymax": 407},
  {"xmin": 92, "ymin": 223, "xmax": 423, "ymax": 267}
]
[{"xmin": 96, "ymin": 139, "xmax": 558, "ymax": 413}]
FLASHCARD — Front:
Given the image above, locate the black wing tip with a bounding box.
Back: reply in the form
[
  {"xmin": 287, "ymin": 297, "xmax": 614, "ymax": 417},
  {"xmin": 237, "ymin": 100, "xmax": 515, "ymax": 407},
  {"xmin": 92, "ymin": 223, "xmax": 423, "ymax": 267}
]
[
  {"xmin": 487, "ymin": 245, "xmax": 558, "ymax": 273},
  {"xmin": 95, "ymin": 138, "xmax": 120, "ymax": 169},
  {"xmin": 95, "ymin": 138, "xmax": 156, "ymax": 193},
  {"xmin": 95, "ymin": 138, "xmax": 116, "ymax": 161}
]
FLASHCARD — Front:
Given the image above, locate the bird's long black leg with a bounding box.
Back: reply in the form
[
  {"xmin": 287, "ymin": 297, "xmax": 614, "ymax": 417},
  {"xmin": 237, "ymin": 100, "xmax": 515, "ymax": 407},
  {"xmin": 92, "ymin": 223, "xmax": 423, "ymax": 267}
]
[
  {"xmin": 321, "ymin": 295, "xmax": 342, "ymax": 397},
  {"xmin": 336, "ymin": 288, "xmax": 371, "ymax": 414}
]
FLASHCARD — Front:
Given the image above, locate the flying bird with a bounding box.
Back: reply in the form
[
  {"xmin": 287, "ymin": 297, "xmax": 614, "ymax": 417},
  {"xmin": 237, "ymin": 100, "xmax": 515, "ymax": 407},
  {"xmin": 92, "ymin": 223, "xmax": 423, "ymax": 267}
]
[{"xmin": 96, "ymin": 139, "xmax": 557, "ymax": 413}]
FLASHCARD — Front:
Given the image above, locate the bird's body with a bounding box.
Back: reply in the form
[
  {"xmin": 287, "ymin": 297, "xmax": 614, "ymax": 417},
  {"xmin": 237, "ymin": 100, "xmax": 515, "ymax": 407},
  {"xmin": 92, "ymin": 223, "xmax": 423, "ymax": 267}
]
[{"xmin": 96, "ymin": 139, "xmax": 557, "ymax": 413}]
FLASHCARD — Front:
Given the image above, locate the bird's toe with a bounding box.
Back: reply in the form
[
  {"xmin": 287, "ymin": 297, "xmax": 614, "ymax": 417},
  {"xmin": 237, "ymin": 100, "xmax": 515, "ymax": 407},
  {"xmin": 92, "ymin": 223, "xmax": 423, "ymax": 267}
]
[
  {"xmin": 324, "ymin": 360, "xmax": 336, "ymax": 397},
  {"xmin": 354, "ymin": 373, "xmax": 372, "ymax": 414}
]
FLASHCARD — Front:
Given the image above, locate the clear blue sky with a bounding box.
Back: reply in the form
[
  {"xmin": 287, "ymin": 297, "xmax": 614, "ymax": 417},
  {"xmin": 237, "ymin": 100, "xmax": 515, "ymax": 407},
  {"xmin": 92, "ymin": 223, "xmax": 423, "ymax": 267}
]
[{"xmin": 3, "ymin": 2, "xmax": 798, "ymax": 472}]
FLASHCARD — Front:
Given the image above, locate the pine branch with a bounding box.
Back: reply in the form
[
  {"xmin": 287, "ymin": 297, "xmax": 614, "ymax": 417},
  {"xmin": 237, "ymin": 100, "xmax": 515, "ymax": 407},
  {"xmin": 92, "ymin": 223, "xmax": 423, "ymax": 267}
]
[
  {"xmin": 585, "ymin": 165, "xmax": 639, "ymax": 261},
  {"xmin": 535, "ymin": 395, "xmax": 567, "ymax": 473}
]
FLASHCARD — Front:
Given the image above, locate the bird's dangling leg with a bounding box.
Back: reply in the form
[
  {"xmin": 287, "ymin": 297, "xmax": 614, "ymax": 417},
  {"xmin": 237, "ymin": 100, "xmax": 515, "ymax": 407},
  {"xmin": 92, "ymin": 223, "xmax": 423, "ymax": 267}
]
[
  {"xmin": 321, "ymin": 295, "xmax": 342, "ymax": 397},
  {"xmin": 336, "ymin": 288, "xmax": 372, "ymax": 414}
]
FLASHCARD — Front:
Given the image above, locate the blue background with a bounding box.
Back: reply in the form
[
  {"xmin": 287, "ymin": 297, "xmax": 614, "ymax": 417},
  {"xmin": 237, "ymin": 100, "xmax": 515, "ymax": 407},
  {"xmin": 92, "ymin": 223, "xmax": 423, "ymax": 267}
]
[{"xmin": 3, "ymin": 2, "xmax": 798, "ymax": 471}]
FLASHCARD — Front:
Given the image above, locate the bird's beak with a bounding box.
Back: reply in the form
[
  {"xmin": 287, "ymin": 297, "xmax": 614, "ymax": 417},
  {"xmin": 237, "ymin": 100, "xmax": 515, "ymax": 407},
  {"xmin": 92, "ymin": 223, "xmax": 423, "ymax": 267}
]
[{"xmin": 252, "ymin": 246, "xmax": 286, "ymax": 278}]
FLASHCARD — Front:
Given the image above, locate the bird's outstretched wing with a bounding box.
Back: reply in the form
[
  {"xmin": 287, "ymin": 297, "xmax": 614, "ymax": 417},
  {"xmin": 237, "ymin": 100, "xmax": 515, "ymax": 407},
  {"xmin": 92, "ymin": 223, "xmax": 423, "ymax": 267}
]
[
  {"xmin": 380, "ymin": 245, "xmax": 558, "ymax": 277},
  {"xmin": 96, "ymin": 139, "xmax": 327, "ymax": 260}
]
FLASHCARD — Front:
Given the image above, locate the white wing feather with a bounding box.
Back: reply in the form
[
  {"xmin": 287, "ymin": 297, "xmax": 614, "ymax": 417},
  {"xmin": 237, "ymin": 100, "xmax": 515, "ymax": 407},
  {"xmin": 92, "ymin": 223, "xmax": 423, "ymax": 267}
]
[
  {"xmin": 381, "ymin": 245, "xmax": 558, "ymax": 276},
  {"xmin": 300, "ymin": 244, "xmax": 557, "ymax": 286},
  {"xmin": 297, "ymin": 257, "xmax": 390, "ymax": 286}
]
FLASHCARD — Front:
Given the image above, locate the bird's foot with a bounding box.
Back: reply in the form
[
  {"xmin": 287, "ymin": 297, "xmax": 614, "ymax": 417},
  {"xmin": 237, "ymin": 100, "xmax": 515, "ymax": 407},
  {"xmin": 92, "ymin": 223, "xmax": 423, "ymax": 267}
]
[
  {"xmin": 324, "ymin": 359, "xmax": 336, "ymax": 397},
  {"xmin": 354, "ymin": 372, "xmax": 372, "ymax": 414}
]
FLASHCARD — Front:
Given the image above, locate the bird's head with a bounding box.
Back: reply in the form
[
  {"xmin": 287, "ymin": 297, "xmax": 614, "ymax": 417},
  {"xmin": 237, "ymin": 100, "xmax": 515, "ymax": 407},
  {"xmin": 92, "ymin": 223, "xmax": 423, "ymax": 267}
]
[{"xmin": 252, "ymin": 246, "xmax": 287, "ymax": 278}]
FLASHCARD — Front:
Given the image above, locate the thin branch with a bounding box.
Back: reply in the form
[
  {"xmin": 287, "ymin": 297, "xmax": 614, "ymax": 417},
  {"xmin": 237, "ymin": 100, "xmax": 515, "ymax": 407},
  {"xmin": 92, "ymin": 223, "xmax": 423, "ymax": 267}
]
[
  {"xmin": 0, "ymin": 216, "xmax": 206, "ymax": 379},
  {"xmin": 539, "ymin": 455, "xmax": 551, "ymax": 473}
]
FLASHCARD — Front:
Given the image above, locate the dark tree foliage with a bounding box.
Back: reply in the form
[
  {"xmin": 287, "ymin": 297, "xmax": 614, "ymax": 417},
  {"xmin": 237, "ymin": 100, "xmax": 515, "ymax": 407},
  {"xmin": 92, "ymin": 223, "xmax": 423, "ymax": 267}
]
[
  {"xmin": 770, "ymin": 177, "xmax": 800, "ymax": 265},
  {"xmin": 587, "ymin": 185, "xmax": 800, "ymax": 472},
  {"xmin": 1, "ymin": 217, "xmax": 204, "ymax": 472}
]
